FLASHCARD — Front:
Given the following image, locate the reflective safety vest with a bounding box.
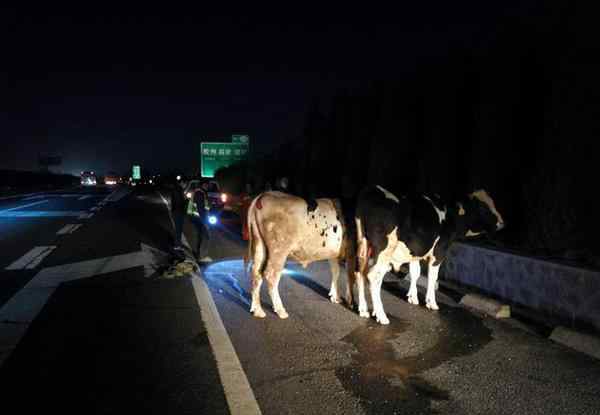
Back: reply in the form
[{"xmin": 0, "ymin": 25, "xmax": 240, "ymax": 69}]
[{"xmin": 187, "ymin": 190, "xmax": 210, "ymax": 216}]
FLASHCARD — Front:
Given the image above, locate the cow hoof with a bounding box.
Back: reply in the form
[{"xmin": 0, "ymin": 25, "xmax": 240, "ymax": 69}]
[
  {"xmin": 329, "ymin": 295, "xmax": 341, "ymax": 304},
  {"xmin": 426, "ymin": 302, "xmax": 439, "ymax": 311},
  {"xmin": 276, "ymin": 310, "xmax": 289, "ymax": 319},
  {"xmin": 407, "ymin": 294, "xmax": 419, "ymax": 305},
  {"xmin": 359, "ymin": 310, "xmax": 370, "ymax": 318},
  {"xmin": 376, "ymin": 314, "xmax": 390, "ymax": 325},
  {"xmin": 252, "ymin": 309, "xmax": 266, "ymax": 318}
]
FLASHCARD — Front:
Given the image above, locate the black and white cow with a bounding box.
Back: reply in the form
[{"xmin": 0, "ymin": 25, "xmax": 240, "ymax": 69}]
[{"xmin": 352, "ymin": 185, "xmax": 505, "ymax": 325}]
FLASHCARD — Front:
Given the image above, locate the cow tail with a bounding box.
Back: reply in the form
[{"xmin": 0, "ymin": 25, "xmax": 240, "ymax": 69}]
[{"xmin": 244, "ymin": 193, "xmax": 261, "ymax": 278}]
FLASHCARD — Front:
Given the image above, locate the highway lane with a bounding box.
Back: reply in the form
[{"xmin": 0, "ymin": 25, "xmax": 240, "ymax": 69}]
[
  {"xmin": 0, "ymin": 186, "xmax": 117, "ymax": 307},
  {"xmin": 0, "ymin": 187, "xmax": 230, "ymax": 414},
  {"xmin": 1, "ymin": 188, "xmax": 599, "ymax": 414},
  {"xmin": 203, "ymin": 220, "xmax": 600, "ymax": 415}
]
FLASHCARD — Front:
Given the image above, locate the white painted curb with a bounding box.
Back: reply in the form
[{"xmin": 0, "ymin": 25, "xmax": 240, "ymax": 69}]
[
  {"xmin": 550, "ymin": 326, "xmax": 600, "ymax": 361},
  {"xmin": 459, "ymin": 293, "xmax": 511, "ymax": 319}
]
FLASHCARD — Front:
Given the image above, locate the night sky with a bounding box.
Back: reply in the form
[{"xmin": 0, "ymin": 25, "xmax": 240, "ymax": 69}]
[{"xmin": 2, "ymin": 2, "xmax": 545, "ymax": 176}]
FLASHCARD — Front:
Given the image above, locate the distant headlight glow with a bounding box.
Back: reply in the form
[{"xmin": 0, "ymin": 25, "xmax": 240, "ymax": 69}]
[
  {"xmin": 208, "ymin": 215, "xmax": 218, "ymax": 225},
  {"xmin": 186, "ymin": 192, "xmax": 192, "ymax": 199},
  {"xmin": 220, "ymin": 193, "xmax": 228, "ymax": 203}
]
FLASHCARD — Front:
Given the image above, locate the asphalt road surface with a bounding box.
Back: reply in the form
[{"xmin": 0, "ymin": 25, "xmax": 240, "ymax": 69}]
[{"xmin": 1, "ymin": 186, "xmax": 599, "ymax": 414}]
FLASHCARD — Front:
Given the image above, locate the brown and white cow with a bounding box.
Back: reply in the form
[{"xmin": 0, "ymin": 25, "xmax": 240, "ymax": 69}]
[
  {"xmin": 353, "ymin": 186, "xmax": 505, "ymax": 325},
  {"xmin": 246, "ymin": 191, "xmax": 355, "ymax": 318}
]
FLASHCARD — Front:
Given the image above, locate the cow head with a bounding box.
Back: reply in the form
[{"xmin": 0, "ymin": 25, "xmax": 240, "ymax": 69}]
[{"xmin": 463, "ymin": 189, "xmax": 505, "ymax": 236}]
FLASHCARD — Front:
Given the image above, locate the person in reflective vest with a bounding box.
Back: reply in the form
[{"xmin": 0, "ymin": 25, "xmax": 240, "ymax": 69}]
[{"xmin": 188, "ymin": 182, "xmax": 212, "ymax": 262}]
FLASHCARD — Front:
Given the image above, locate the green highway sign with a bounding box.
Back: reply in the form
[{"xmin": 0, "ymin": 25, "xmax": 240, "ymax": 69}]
[
  {"xmin": 201, "ymin": 142, "xmax": 249, "ymax": 178},
  {"xmin": 132, "ymin": 165, "xmax": 141, "ymax": 180},
  {"xmin": 231, "ymin": 134, "xmax": 250, "ymax": 144}
]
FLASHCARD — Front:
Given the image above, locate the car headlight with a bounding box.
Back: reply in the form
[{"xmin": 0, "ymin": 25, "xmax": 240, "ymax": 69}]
[
  {"xmin": 220, "ymin": 193, "xmax": 227, "ymax": 203},
  {"xmin": 186, "ymin": 192, "xmax": 192, "ymax": 199},
  {"xmin": 208, "ymin": 215, "xmax": 218, "ymax": 225}
]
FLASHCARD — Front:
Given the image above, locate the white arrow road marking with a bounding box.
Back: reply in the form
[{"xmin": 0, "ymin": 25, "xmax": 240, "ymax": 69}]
[
  {"xmin": 0, "ymin": 200, "xmax": 49, "ymax": 213},
  {"xmin": 5, "ymin": 246, "xmax": 57, "ymax": 270},
  {"xmin": 90, "ymin": 206, "xmax": 99, "ymax": 211},
  {"xmin": 56, "ymin": 224, "xmax": 82, "ymax": 235},
  {"xmin": 0, "ymin": 243, "xmax": 169, "ymax": 367}
]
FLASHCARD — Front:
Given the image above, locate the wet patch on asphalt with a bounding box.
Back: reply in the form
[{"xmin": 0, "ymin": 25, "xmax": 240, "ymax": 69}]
[
  {"xmin": 336, "ymin": 283, "xmax": 493, "ymax": 414},
  {"xmin": 203, "ymin": 271, "xmax": 252, "ymax": 310}
]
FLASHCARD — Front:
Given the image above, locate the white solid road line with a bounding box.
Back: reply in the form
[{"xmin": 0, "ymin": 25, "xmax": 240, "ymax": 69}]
[
  {"xmin": 191, "ymin": 276, "xmax": 262, "ymax": 415},
  {"xmin": 158, "ymin": 190, "xmax": 261, "ymax": 414},
  {"xmin": 56, "ymin": 224, "xmax": 82, "ymax": 235},
  {"xmin": 78, "ymin": 212, "xmax": 94, "ymax": 219},
  {"xmin": 0, "ymin": 200, "xmax": 48, "ymax": 213},
  {"xmin": 5, "ymin": 246, "xmax": 57, "ymax": 270},
  {"xmin": 78, "ymin": 195, "xmax": 92, "ymax": 200}
]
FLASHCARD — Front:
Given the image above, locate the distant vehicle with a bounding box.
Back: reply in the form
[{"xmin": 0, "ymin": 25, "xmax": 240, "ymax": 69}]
[
  {"xmin": 80, "ymin": 171, "xmax": 97, "ymax": 186},
  {"xmin": 104, "ymin": 172, "xmax": 119, "ymax": 186}
]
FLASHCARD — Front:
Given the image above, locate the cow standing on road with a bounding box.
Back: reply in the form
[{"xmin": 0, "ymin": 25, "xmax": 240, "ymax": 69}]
[
  {"xmin": 246, "ymin": 191, "xmax": 356, "ymax": 319},
  {"xmin": 353, "ymin": 185, "xmax": 505, "ymax": 325}
]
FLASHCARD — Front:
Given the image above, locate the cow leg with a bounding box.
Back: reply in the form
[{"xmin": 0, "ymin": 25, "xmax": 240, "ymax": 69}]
[
  {"xmin": 426, "ymin": 261, "xmax": 440, "ymax": 311},
  {"xmin": 367, "ymin": 261, "xmax": 391, "ymax": 325},
  {"xmin": 265, "ymin": 255, "xmax": 289, "ymax": 319},
  {"xmin": 345, "ymin": 263, "xmax": 356, "ymax": 307},
  {"xmin": 328, "ymin": 258, "xmax": 341, "ymax": 304},
  {"xmin": 356, "ymin": 272, "xmax": 370, "ymax": 318},
  {"xmin": 249, "ymin": 239, "xmax": 267, "ymax": 318},
  {"xmin": 356, "ymin": 236, "xmax": 370, "ymax": 318},
  {"xmin": 407, "ymin": 260, "xmax": 421, "ymax": 305}
]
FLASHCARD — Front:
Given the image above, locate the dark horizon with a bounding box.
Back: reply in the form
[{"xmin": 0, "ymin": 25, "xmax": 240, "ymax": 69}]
[{"xmin": 1, "ymin": 1, "xmax": 557, "ymax": 176}]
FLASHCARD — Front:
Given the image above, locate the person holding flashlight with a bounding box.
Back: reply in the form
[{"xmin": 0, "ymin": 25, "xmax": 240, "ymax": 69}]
[{"xmin": 189, "ymin": 182, "xmax": 212, "ymax": 263}]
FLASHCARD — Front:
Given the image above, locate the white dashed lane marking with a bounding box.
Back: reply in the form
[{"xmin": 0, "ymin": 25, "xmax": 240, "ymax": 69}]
[
  {"xmin": 56, "ymin": 224, "xmax": 82, "ymax": 235},
  {"xmin": 5, "ymin": 246, "xmax": 57, "ymax": 270}
]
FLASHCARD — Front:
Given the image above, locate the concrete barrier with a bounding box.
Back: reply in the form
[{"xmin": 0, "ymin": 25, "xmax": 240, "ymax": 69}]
[
  {"xmin": 549, "ymin": 326, "xmax": 600, "ymax": 360},
  {"xmin": 443, "ymin": 242, "xmax": 600, "ymax": 332},
  {"xmin": 460, "ymin": 294, "xmax": 511, "ymax": 319}
]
